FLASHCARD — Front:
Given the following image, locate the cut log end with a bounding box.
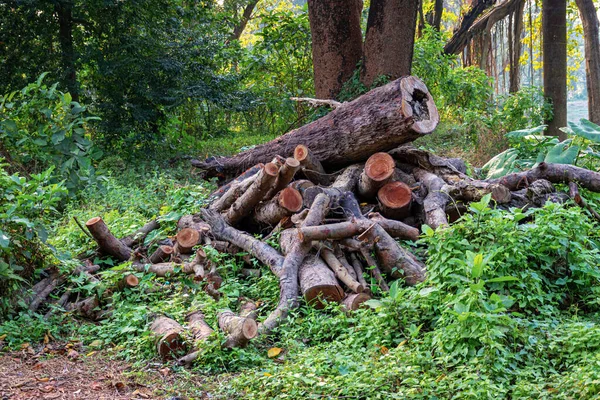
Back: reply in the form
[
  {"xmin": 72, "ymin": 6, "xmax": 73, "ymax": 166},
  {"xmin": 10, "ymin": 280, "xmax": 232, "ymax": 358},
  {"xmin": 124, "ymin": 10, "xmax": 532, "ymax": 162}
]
[
  {"xmin": 365, "ymin": 153, "xmax": 395, "ymax": 182},
  {"xmin": 241, "ymin": 318, "xmax": 258, "ymax": 340},
  {"xmin": 157, "ymin": 331, "xmax": 186, "ymax": 360},
  {"xmin": 304, "ymin": 285, "xmax": 345, "ymax": 309},
  {"xmin": 176, "ymin": 228, "xmax": 201, "ymax": 253},
  {"xmin": 293, "ymin": 145, "xmax": 310, "ymax": 163},
  {"xmin": 378, "ymin": 181, "xmax": 412, "ymax": 220},
  {"xmin": 400, "ymin": 76, "xmax": 439, "ymax": 134},
  {"xmin": 85, "ymin": 216, "xmax": 102, "ymax": 227},
  {"xmin": 342, "ymin": 293, "xmax": 371, "ymax": 311},
  {"xmin": 279, "ymin": 187, "xmax": 303, "ymax": 212},
  {"xmin": 264, "ymin": 162, "xmax": 280, "ymax": 176},
  {"xmin": 123, "ymin": 274, "xmax": 139, "ymax": 288}
]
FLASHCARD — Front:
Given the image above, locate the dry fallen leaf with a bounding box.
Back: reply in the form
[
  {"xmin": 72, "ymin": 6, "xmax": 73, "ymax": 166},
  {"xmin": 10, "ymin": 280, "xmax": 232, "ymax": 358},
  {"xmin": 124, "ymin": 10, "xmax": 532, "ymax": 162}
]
[
  {"xmin": 113, "ymin": 381, "xmax": 126, "ymax": 391},
  {"xmin": 36, "ymin": 377, "xmax": 50, "ymax": 382},
  {"xmin": 67, "ymin": 349, "xmax": 79, "ymax": 360},
  {"xmin": 91, "ymin": 381, "xmax": 103, "ymax": 391},
  {"xmin": 32, "ymin": 363, "xmax": 44, "ymax": 370},
  {"xmin": 267, "ymin": 347, "xmax": 283, "ymax": 358},
  {"xmin": 159, "ymin": 367, "xmax": 170, "ymax": 377}
]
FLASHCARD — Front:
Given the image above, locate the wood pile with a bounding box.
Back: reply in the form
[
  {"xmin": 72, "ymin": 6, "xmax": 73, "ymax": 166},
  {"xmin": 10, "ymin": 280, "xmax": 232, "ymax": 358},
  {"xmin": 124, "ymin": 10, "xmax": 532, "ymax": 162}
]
[{"xmin": 19, "ymin": 76, "xmax": 600, "ymax": 363}]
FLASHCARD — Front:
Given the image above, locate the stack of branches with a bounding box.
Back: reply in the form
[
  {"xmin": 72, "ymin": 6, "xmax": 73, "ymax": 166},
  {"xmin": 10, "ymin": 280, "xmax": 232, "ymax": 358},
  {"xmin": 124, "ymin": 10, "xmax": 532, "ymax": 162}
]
[{"xmin": 20, "ymin": 76, "xmax": 600, "ymax": 363}]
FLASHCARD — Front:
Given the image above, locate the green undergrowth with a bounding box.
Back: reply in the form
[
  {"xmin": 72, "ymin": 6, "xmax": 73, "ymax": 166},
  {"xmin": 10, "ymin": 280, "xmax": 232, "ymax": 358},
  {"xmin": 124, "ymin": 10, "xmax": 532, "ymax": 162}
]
[{"xmin": 2, "ymin": 168, "xmax": 600, "ymax": 399}]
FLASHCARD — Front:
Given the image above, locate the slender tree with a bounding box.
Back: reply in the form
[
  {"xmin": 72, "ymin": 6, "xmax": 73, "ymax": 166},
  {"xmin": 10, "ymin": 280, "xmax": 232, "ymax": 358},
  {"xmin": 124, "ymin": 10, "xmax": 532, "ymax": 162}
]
[
  {"xmin": 361, "ymin": 0, "xmax": 419, "ymax": 87},
  {"xmin": 575, "ymin": 0, "xmax": 600, "ymax": 124},
  {"xmin": 509, "ymin": 0, "xmax": 525, "ymax": 92},
  {"xmin": 307, "ymin": 0, "xmax": 363, "ymax": 99},
  {"xmin": 543, "ymin": 0, "xmax": 567, "ymax": 139}
]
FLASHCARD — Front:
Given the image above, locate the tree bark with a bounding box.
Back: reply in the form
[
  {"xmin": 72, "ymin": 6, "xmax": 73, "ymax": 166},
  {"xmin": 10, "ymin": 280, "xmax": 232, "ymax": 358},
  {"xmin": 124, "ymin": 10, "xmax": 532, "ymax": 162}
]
[
  {"xmin": 361, "ymin": 0, "xmax": 419, "ymax": 87},
  {"xmin": 433, "ymin": 0, "xmax": 444, "ymax": 31},
  {"xmin": 254, "ymin": 187, "xmax": 303, "ymax": 226},
  {"xmin": 218, "ymin": 309, "xmax": 258, "ymax": 348},
  {"xmin": 575, "ymin": 0, "xmax": 600, "ymax": 124},
  {"xmin": 444, "ymin": 0, "xmax": 495, "ymax": 55},
  {"xmin": 543, "ymin": 0, "xmax": 567, "ymax": 139},
  {"xmin": 299, "ymin": 254, "xmax": 345, "ymax": 309},
  {"xmin": 54, "ymin": 0, "xmax": 79, "ymax": 102},
  {"xmin": 192, "ymin": 77, "xmax": 439, "ymax": 179},
  {"xmin": 177, "ymin": 311, "xmax": 214, "ymax": 367},
  {"xmin": 342, "ymin": 293, "xmax": 371, "ymax": 311},
  {"xmin": 307, "ymin": 0, "xmax": 363, "ymax": 99},
  {"xmin": 320, "ymin": 247, "xmax": 364, "ymax": 293},
  {"xmin": 509, "ymin": 0, "xmax": 525, "ymax": 92},
  {"xmin": 230, "ymin": 0, "xmax": 260, "ymax": 41},
  {"xmin": 149, "ymin": 245, "xmax": 174, "ymax": 264},
  {"xmin": 121, "ymin": 219, "xmax": 160, "ymax": 249},
  {"xmin": 86, "ymin": 217, "xmax": 133, "ymax": 262}
]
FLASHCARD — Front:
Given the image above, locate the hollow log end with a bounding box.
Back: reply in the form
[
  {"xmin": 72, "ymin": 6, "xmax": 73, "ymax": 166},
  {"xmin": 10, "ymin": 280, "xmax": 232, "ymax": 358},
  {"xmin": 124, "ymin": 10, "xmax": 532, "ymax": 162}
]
[
  {"xmin": 343, "ymin": 293, "xmax": 371, "ymax": 311},
  {"xmin": 365, "ymin": 153, "xmax": 395, "ymax": 182},
  {"xmin": 157, "ymin": 330, "xmax": 186, "ymax": 360},
  {"xmin": 400, "ymin": 76, "xmax": 439, "ymax": 134},
  {"xmin": 304, "ymin": 285, "xmax": 344, "ymax": 309},
  {"xmin": 279, "ymin": 188, "xmax": 303, "ymax": 212},
  {"xmin": 378, "ymin": 181, "xmax": 412, "ymax": 208}
]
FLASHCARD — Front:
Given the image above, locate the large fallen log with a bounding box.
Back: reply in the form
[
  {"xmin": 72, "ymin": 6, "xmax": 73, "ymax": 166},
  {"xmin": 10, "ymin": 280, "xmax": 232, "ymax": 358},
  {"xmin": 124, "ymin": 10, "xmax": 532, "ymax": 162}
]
[{"xmin": 192, "ymin": 76, "xmax": 439, "ymax": 179}]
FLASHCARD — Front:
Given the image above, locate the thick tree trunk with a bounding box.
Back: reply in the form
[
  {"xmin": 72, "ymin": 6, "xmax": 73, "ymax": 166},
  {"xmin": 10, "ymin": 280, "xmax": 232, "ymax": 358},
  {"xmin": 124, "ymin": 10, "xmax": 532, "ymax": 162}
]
[
  {"xmin": 575, "ymin": 0, "xmax": 600, "ymax": 124},
  {"xmin": 433, "ymin": 0, "xmax": 444, "ymax": 31},
  {"xmin": 543, "ymin": 0, "xmax": 567, "ymax": 139},
  {"xmin": 192, "ymin": 77, "xmax": 439, "ymax": 179},
  {"xmin": 54, "ymin": 0, "xmax": 79, "ymax": 102},
  {"xmin": 307, "ymin": 0, "xmax": 363, "ymax": 99},
  {"xmin": 361, "ymin": 0, "xmax": 419, "ymax": 87},
  {"xmin": 509, "ymin": 0, "xmax": 525, "ymax": 92}
]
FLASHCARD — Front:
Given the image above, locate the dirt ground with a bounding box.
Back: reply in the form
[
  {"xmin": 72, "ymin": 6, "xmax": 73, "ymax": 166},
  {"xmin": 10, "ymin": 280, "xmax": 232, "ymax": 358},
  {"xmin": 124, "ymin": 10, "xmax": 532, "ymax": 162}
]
[{"xmin": 0, "ymin": 345, "xmax": 212, "ymax": 400}]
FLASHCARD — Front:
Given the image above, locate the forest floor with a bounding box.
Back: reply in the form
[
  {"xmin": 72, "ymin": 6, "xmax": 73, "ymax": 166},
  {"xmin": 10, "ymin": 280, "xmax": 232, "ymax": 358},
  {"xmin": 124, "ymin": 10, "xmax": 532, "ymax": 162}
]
[{"xmin": 0, "ymin": 348, "xmax": 211, "ymax": 399}]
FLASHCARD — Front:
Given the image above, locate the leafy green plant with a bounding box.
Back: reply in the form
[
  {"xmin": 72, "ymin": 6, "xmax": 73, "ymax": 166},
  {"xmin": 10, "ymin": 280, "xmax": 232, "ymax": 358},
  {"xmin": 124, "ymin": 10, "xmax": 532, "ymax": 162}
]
[{"xmin": 0, "ymin": 74, "xmax": 102, "ymax": 192}]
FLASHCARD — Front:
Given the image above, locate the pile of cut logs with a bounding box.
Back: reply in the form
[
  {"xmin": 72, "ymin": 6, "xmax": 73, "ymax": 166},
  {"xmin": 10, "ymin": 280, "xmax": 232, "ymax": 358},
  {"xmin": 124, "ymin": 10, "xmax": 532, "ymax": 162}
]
[{"xmin": 21, "ymin": 76, "xmax": 600, "ymax": 364}]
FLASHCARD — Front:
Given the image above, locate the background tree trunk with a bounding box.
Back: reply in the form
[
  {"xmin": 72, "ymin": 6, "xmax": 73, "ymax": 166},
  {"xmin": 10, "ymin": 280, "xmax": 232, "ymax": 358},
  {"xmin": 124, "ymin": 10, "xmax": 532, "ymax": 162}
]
[
  {"xmin": 509, "ymin": 0, "xmax": 525, "ymax": 92},
  {"xmin": 543, "ymin": 0, "xmax": 567, "ymax": 139},
  {"xmin": 433, "ymin": 0, "xmax": 444, "ymax": 31},
  {"xmin": 575, "ymin": 0, "xmax": 600, "ymax": 124},
  {"xmin": 307, "ymin": 0, "xmax": 363, "ymax": 99},
  {"xmin": 230, "ymin": 0, "xmax": 260, "ymax": 41},
  {"xmin": 444, "ymin": 0, "xmax": 495, "ymax": 55},
  {"xmin": 361, "ymin": 0, "xmax": 419, "ymax": 87},
  {"xmin": 55, "ymin": 1, "xmax": 79, "ymax": 102}
]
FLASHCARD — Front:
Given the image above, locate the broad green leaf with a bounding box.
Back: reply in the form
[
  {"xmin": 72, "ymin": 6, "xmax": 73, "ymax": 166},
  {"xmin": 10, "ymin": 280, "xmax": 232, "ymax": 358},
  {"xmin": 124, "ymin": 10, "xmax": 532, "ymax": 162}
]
[
  {"xmin": 505, "ymin": 125, "xmax": 547, "ymax": 138},
  {"xmin": 542, "ymin": 142, "xmax": 579, "ymax": 165},
  {"xmin": 568, "ymin": 119, "xmax": 600, "ymax": 143},
  {"xmin": 486, "ymin": 276, "xmax": 519, "ymax": 283},
  {"xmin": 0, "ymin": 230, "xmax": 10, "ymax": 248}
]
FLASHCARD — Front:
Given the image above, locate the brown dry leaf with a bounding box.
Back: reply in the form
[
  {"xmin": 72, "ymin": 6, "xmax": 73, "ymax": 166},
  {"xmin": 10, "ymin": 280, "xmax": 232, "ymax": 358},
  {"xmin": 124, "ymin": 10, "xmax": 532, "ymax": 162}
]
[
  {"xmin": 379, "ymin": 345, "xmax": 389, "ymax": 355},
  {"xmin": 43, "ymin": 334, "xmax": 50, "ymax": 345},
  {"xmin": 132, "ymin": 389, "xmax": 150, "ymax": 398},
  {"xmin": 32, "ymin": 363, "xmax": 44, "ymax": 370},
  {"xmin": 36, "ymin": 377, "xmax": 50, "ymax": 382},
  {"xmin": 267, "ymin": 347, "xmax": 282, "ymax": 358},
  {"xmin": 40, "ymin": 384, "xmax": 55, "ymax": 393},
  {"xmin": 91, "ymin": 381, "xmax": 103, "ymax": 391},
  {"xmin": 113, "ymin": 381, "xmax": 126, "ymax": 391},
  {"xmin": 159, "ymin": 367, "xmax": 170, "ymax": 377}
]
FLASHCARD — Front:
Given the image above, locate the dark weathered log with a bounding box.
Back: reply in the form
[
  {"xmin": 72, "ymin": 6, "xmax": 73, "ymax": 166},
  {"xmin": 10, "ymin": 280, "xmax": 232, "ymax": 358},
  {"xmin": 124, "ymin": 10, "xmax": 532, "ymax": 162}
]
[
  {"xmin": 254, "ymin": 188, "xmax": 303, "ymax": 226},
  {"xmin": 173, "ymin": 228, "xmax": 201, "ymax": 254},
  {"xmin": 378, "ymin": 181, "xmax": 412, "ymax": 220},
  {"xmin": 331, "ymin": 164, "xmax": 363, "ymax": 192},
  {"xmin": 367, "ymin": 212, "xmax": 420, "ymax": 241},
  {"xmin": 150, "ymin": 316, "xmax": 187, "ymax": 360},
  {"xmin": 341, "ymin": 192, "xmax": 425, "ymax": 285},
  {"xmin": 342, "ymin": 293, "xmax": 371, "ymax": 311},
  {"xmin": 218, "ymin": 309, "xmax": 258, "ymax": 348},
  {"xmin": 267, "ymin": 157, "xmax": 301, "ymax": 198},
  {"xmin": 86, "ymin": 217, "xmax": 133, "ymax": 261},
  {"xmin": 393, "ymin": 167, "xmax": 417, "ymax": 186},
  {"xmin": 289, "ymin": 179, "xmax": 316, "ymax": 195},
  {"xmin": 413, "ymin": 168, "xmax": 449, "ymax": 229},
  {"xmin": 177, "ymin": 311, "xmax": 214, "ymax": 366},
  {"xmin": 121, "ymin": 219, "xmax": 160, "ymax": 249},
  {"xmin": 446, "ymin": 180, "xmax": 512, "ymax": 203},
  {"xmin": 490, "ymin": 162, "xmax": 600, "ymax": 192},
  {"xmin": 359, "ymin": 248, "xmax": 390, "ymax": 292},
  {"xmin": 260, "ymin": 193, "xmax": 331, "ymax": 334},
  {"xmin": 193, "ymin": 77, "xmax": 439, "ymax": 179},
  {"xmin": 177, "ymin": 215, "xmax": 211, "ymax": 235},
  {"xmin": 320, "ymin": 248, "xmax": 364, "ymax": 293},
  {"xmin": 389, "ymin": 145, "xmax": 467, "ymax": 179},
  {"xmin": 200, "ymin": 209, "xmax": 284, "ymax": 275},
  {"xmin": 28, "ymin": 272, "xmax": 61, "ymax": 312},
  {"xmin": 358, "ymin": 153, "xmax": 396, "ymax": 199},
  {"xmin": 66, "ymin": 295, "xmax": 100, "ymax": 320},
  {"xmin": 226, "ymin": 162, "xmax": 280, "ymax": 224},
  {"xmin": 239, "ymin": 299, "xmax": 259, "ymax": 320},
  {"xmin": 335, "ymin": 246, "xmax": 358, "ymax": 280},
  {"xmin": 569, "ymin": 182, "xmax": 600, "ymax": 222},
  {"xmin": 348, "ymin": 252, "xmax": 369, "ymax": 289},
  {"xmin": 299, "ymin": 254, "xmax": 345, "ymax": 309},
  {"xmin": 149, "ymin": 245, "xmax": 174, "ymax": 264}
]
